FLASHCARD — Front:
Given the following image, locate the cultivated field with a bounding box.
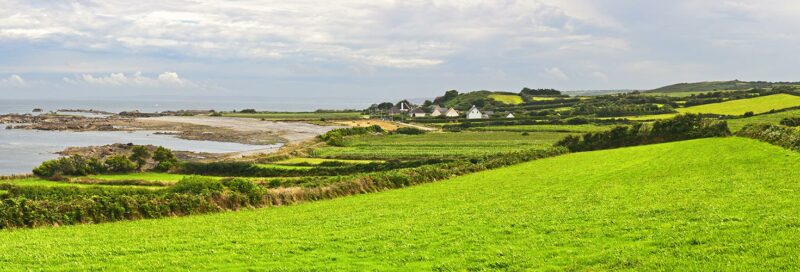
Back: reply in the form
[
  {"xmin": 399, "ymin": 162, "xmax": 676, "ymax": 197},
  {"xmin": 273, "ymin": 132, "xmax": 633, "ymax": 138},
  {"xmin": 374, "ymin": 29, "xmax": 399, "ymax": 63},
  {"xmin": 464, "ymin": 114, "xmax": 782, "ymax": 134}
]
[
  {"xmin": 618, "ymin": 94, "xmax": 800, "ymax": 120},
  {"xmin": 2, "ymin": 138, "xmax": 798, "ymax": 270},
  {"xmin": 488, "ymin": 94, "xmax": 524, "ymax": 104},
  {"xmin": 727, "ymin": 109, "xmax": 800, "ymax": 131},
  {"xmin": 312, "ymin": 131, "xmax": 568, "ymax": 159},
  {"xmin": 470, "ymin": 124, "xmax": 618, "ymax": 133}
]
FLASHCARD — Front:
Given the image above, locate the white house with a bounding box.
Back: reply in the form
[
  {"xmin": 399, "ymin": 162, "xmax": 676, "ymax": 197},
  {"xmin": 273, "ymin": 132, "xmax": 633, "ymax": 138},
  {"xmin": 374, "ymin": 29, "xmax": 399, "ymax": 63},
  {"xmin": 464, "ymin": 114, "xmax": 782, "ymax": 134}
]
[
  {"xmin": 444, "ymin": 108, "xmax": 459, "ymax": 118},
  {"xmin": 506, "ymin": 113, "xmax": 515, "ymax": 118},
  {"xmin": 466, "ymin": 105, "xmax": 483, "ymax": 119},
  {"xmin": 410, "ymin": 108, "xmax": 427, "ymax": 118}
]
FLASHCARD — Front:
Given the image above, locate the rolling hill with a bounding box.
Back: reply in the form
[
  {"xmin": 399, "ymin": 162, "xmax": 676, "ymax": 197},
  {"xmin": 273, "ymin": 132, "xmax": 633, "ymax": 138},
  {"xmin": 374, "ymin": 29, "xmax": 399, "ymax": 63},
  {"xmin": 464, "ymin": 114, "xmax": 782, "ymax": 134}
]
[
  {"xmin": 648, "ymin": 80, "xmax": 800, "ymax": 93},
  {"xmin": 1, "ymin": 137, "xmax": 799, "ymax": 270}
]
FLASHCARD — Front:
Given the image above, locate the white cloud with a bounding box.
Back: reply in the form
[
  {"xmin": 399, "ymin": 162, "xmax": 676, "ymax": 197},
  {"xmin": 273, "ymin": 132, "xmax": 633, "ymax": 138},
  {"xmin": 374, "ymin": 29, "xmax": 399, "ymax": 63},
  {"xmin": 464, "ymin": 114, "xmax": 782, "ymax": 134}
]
[
  {"xmin": 589, "ymin": 71, "xmax": 609, "ymax": 82},
  {"xmin": 0, "ymin": 74, "xmax": 26, "ymax": 87},
  {"xmin": 64, "ymin": 72, "xmax": 192, "ymax": 88},
  {"xmin": 543, "ymin": 67, "xmax": 569, "ymax": 80},
  {"xmin": 0, "ymin": 0, "xmax": 615, "ymax": 69}
]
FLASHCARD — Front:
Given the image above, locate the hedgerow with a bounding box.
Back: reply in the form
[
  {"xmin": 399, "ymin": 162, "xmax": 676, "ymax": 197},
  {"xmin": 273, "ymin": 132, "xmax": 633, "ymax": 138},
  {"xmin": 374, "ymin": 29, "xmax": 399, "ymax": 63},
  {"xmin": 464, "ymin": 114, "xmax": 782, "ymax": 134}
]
[
  {"xmin": 555, "ymin": 114, "xmax": 730, "ymax": 152},
  {"xmin": 736, "ymin": 123, "xmax": 800, "ymax": 151}
]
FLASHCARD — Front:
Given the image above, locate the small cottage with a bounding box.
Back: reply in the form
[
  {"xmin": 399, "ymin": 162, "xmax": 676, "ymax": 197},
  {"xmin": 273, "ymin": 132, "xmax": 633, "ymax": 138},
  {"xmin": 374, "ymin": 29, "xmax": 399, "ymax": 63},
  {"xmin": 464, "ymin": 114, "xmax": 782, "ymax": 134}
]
[
  {"xmin": 466, "ymin": 105, "xmax": 483, "ymax": 119},
  {"xmin": 410, "ymin": 108, "xmax": 427, "ymax": 118},
  {"xmin": 506, "ymin": 113, "xmax": 515, "ymax": 118},
  {"xmin": 444, "ymin": 108, "xmax": 459, "ymax": 118}
]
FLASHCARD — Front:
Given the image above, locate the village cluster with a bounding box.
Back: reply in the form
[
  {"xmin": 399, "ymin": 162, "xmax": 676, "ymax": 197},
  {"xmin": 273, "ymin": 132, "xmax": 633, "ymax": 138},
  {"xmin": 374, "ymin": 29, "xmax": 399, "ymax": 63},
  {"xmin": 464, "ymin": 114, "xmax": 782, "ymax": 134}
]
[{"xmin": 387, "ymin": 102, "xmax": 514, "ymax": 119}]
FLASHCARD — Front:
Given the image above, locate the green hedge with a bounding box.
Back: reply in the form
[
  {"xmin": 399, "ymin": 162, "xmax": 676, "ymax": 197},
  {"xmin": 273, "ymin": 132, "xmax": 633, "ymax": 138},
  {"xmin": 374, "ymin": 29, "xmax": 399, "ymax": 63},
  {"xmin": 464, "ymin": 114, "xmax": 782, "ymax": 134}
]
[
  {"xmin": 555, "ymin": 114, "xmax": 730, "ymax": 152},
  {"xmin": 736, "ymin": 124, "xmax": 800, "ymax": 151}
]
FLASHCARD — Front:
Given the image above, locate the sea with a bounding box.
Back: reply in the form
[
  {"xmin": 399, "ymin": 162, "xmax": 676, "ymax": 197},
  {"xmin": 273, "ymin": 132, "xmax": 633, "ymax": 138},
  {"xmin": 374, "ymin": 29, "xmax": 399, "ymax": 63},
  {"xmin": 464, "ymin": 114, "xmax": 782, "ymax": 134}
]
[{"xmin": 0, "ymin": 97, "xmax": 370, "ymax": 175}]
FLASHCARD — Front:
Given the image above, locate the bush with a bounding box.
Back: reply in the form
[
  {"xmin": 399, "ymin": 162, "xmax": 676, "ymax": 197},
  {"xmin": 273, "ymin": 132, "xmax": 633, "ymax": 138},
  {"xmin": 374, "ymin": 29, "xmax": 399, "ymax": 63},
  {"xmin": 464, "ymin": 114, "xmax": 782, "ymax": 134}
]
[
  {"xmin": 129, "ymin": 146, "xmax": 151, "ymax": 169},
  {"xmin": 32, "ymin": 155, "xmax": 105, "ymax": 178},
  {"xmin": 104, "ymin": 155, "xmax": 136, "ymax": 173},
  {"xmin": 736, "ymin": 123, "xmax": 800, "ymax": 150},
  {"xmin": 780, "ymin": 117, "xmax": 800, "ymax": 127},
  {"xmin": 170, "ymin": 176, "xmax": 225, "ymax": 195},
  {"xmin": 153, "ymin": 147, "xmax": 178, "ymax": 172},
  {"xmin": 556, "ymin": 114, "xmax": 730, "ymax": 152},
  {"xmin": 239, "ymin": 109, "xmax": 257, "ymax": 113},
  {"xmin": 394, "ymin": 127, "xmax": 426, "ymax": 135}
]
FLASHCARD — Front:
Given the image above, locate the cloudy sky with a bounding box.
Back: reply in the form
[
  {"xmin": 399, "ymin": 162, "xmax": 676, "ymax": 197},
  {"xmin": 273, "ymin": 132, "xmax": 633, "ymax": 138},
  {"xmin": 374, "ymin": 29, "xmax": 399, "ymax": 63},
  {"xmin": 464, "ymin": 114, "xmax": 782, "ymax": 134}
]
[{"xmin": 1, "ymin": 0, "xmax": 800, "ymax": 100}]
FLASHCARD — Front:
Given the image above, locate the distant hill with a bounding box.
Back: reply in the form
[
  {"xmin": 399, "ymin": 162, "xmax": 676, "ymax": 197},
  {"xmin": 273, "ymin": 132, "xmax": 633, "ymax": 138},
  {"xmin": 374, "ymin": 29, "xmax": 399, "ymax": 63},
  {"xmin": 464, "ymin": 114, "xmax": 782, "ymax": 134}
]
[{"xmin": 647, "ymin": 80, "xmax": 800, "ymax": 93}]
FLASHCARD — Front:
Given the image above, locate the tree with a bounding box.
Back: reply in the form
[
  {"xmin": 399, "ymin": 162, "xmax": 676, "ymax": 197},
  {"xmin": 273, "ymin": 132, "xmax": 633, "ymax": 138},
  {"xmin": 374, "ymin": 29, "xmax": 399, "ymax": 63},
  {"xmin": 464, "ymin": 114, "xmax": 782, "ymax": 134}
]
[
  {"xmin": 153, "ymin": 146, "xmax": 178, "ymax": 172},
  {"xmin": 129, "ymin": 146, "xmax": 151, "ymax": 170},
  {"xmin": 434, "ymin": 90, "xmax": 459, "ymax": 104}
]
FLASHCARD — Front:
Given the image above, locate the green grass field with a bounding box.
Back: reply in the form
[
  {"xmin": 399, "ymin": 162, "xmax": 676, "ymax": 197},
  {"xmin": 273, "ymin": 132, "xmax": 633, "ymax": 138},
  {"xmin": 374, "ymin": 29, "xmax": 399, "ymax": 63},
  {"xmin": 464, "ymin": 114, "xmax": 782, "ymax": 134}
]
[
  {"xmin": 313, "ymin": 131, "xmax": 568, "ymax": 159},
  {"xmin": 470, "ymin": 124, "xmax": 618, "ymax": 133},
  {"xmin": 617, "ymin": 94, "xmax": 800, "ymax": 120},
  {"xmin": 726, "ymin": 109, "xmax": 800, "ymax": 131},
  {"xmin": 2, "ymin": 137, "xmax": 799, "ymax": 270},
  {"xmin": 488, "ymin": 94, "xmax": 523, "ymax": 104},
  {"xmin": 222, "ymin": 111, "xmax": 365, "ymax": 120},
  {"xmin": 0, "ymin": 177, "xmax": 163, "ymax": 189}
]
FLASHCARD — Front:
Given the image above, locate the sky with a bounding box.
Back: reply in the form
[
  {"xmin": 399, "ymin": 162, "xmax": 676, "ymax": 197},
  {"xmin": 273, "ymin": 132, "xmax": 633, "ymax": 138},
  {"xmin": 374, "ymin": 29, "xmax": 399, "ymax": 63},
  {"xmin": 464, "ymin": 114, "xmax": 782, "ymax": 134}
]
[{"xmin": 1, "ymin": 0, "xmax": 800, "ymax": 100}]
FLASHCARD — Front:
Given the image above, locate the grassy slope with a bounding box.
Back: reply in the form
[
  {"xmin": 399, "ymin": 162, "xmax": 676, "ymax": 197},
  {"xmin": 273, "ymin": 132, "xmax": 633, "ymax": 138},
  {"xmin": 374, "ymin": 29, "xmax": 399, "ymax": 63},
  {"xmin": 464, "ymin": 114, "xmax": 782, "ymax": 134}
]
[
  {"xmin": 727, "ymin": 108, "xmax": 800, "ymax": 132},
  {"xmin": 2, "ymin": 137, "xmax": 799, "ymax": 270},
  {"xmin": 620, "ymin": 94, "xmax": 800, "ymax": 120},
  {"xmin": 646, "ymin": 80, "xmax": 794, "ymax": 93},
  {"xmin": 488, "ymin": 94, "xmax": 523, "ymax": 104}
]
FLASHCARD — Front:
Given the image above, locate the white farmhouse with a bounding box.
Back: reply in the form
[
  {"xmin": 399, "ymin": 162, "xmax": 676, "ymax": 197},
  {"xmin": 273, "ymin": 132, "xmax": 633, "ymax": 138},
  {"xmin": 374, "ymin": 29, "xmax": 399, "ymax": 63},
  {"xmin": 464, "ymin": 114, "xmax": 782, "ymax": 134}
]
[
  {"xmin": 506, "ymin": 113, "xmax": 515, "ymax": 118},
  {"xmin": 466, "ymin": 105, "xmax": 483, "ymax": 119},
  {"xmin": 410, "ymin": 108, "xmax": 427, "ymax": 118}
]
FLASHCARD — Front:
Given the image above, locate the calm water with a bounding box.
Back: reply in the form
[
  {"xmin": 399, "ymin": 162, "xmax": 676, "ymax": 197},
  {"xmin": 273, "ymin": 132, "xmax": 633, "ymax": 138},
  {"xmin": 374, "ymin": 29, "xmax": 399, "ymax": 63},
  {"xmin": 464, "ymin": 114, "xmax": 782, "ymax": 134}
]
[
  {"xmin": 0, "ymin": 97, "xmax": 374, "ymax": 114},
  {"xmin": 0, "ymin": 129, "xmax": 274, "ymax": 175}
]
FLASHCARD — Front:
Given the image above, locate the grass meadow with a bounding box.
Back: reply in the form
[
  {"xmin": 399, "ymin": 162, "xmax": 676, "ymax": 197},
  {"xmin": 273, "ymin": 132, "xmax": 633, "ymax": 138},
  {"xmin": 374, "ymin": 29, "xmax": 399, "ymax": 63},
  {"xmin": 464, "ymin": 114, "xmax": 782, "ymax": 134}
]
[
  {"xmin": 2, "ymin": 137, "xmax": 799, "ymax": 270},
  {"xmin": 618, "ymin": 94, "xmax": 800, "ymax": 120},
  {"xmin": 726, "ymin": 108, "xmax": 800, "ymax": 132},
  {"xmin": 470, "ymin": 124, "xmax": 618, "ymax": 133},
  {"xmin": 313, "ymin": 131, "xmax": 568, "ymax": 159},
  {"xmin": 488, "ymin": 94, "xmax": 524, "ymax": 104}
]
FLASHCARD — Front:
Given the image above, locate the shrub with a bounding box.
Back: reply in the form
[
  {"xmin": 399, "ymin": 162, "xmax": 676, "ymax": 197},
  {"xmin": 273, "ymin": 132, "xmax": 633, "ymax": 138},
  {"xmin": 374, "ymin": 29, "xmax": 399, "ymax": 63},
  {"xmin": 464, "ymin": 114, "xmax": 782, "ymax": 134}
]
[
  {"xmin": 780, "ymin": 117, "xmax": 800, "ymax": 127},
  {"xmin": 556, "ymin": 114, "xmax": 730, "ymax": 152},
  {"xmin": 394, "ymin": 127, "xmax": 426, "ymax": 135},
  {"xmin": 170, "ymin": 176, "xmax": 225, "ymax": 195},
  {"xmin": 736, "ymin": 123, "xmax": 800, "ymax": 151},
  {"xmin": 129, "ymin": 146, "xmax": 151, "ymax": 169},
  {"xmin": 104, "ymin": 155, "xmax": 136, "ymax": 173},
  {"xmin": 32, "ymin": 155, "xmax": 105, "ymax": 178},
  {"xmin": 153, "ymin": 147, "xmax": 178, "ymax": 172},
  {"xmin": 743, "ymin": 111, "xmax": 755, "ymax": 117}
]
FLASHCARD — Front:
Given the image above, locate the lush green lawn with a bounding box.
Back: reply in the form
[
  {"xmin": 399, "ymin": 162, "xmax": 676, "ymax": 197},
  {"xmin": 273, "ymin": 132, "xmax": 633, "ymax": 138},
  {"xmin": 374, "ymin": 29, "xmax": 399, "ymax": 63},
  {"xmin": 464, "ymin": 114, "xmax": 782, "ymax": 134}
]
[
  {"xmin": 726, "ymin": 109, "xmax": 800, "ymax": 132},
  {"xmin": 470, "ymin": 124, "xmax": 618, "ymax": 133},
  {"xmin": 488, "ymin": 94, "xmax": 524, "ymax": 104},
  {"xmin": 313, "ymin": 131, "xmax": 568, "ymax": 159},
  {"xmin": 222, "ymin": 111, "xmax": 365, "ymax": 120},
  {"xmin": 1, "ymin": 137, "xmax": 798, "ymax": 270},
  {"xmin": 0, "ymin": 178, "xmax": 161, "ymax": 189}
]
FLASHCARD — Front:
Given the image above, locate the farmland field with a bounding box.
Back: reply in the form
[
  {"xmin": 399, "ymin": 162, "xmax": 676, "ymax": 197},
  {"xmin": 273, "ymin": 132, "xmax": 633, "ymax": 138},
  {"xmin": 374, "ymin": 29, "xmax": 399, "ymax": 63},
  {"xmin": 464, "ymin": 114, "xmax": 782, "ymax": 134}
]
[
  {"xmin": 274, "ymin": 158, "xmax": 379, "ymax": 165},
  {"xmin": 617, "ymin": 94, "xmax": 800, "ymax": 120},
  {"xmin": 86, "ymin": 172, "xmax": 198, "ymax": 183},
  {"xmin": 726, "ymin": 109, "xmax": 800, "ymax": 131},
  {"xmin": 470, "ymin": 124, "xmax": 618, "ymax": 133},
  {"xmin": 222, "ymin": 111, "xmax": 365, "ymax": 120},
  {"xmin": 488, "ymin": 94, "xmax": 524, "ymax": 104},
  {"xmin": 313, "ymin": 131, "xmax": 568, "ymax": 159},
  {"xmin": 2, "ymin": 137, "xmax": 799, "ymax": 270}
]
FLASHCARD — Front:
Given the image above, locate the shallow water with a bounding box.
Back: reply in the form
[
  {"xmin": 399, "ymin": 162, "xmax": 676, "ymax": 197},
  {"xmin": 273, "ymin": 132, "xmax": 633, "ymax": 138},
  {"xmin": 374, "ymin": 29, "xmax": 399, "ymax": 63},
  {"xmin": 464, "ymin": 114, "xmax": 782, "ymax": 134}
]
[{"xmin": 0, "ymin": 129, "xmax": 275, "ymax": 175}]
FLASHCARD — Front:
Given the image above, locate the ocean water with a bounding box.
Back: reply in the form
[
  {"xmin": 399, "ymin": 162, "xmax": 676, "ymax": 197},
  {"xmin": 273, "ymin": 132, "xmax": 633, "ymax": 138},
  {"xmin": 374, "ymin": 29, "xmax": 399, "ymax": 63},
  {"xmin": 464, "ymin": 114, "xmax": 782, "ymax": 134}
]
[
  {"xmin": 0, "ymin": 97, "xmax": 374, "ymax": 115},
  {"xmin": 0, "ymin": 129, "xmax": 274, "ymax": 175}
]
